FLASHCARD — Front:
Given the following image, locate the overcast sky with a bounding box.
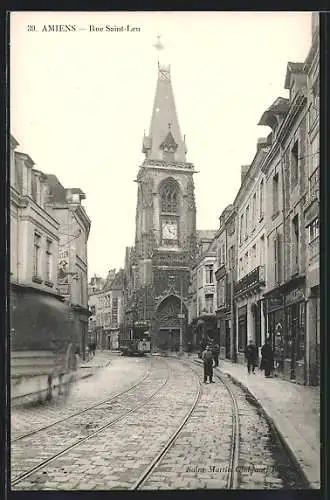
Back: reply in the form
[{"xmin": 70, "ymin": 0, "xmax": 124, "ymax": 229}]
[{"xmin": 11, "ymin": 11, "xmax": 312, "ymax": 279}]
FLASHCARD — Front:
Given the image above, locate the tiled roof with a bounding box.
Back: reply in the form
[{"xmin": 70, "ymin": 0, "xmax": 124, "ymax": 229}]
[
  {"xmin": 285, "ymin": 62, "xmax": 305, "ymax": 89},
  {"xmin": 110, "ymin": 269, "xmax": 124, "ymax": 290},
  {"xmin": 287, "ymin": 62, "xmax": 305, "ymax": 73},
  {"xmin": 10, "ymin": 135, "xmax": 19, "ymax": 148},
  {"xmin": 258, "ymin": 97, "xmax": 290, "ymax": 127},
  {"xmin": 45, "ymin": 174, "xmax": 67, "ymax": 202},
  {"xmin": 69, "ymin": 188, "xmax": 85, "ymax": 195},
  {"xmin": 103, "ymin": 269, "xmax": 124, "ymax": 291}
]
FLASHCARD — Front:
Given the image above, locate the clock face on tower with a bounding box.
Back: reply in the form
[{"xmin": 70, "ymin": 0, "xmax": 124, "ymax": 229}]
[{"xmin": 162, "ymin": 220, "xmax": 178, "ymax": 241}]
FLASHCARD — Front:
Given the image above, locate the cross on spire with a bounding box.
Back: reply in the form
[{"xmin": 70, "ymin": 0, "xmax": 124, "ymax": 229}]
[{"xmin": 153, "ymin": 34, "xmax": 164, "ymax": 52}]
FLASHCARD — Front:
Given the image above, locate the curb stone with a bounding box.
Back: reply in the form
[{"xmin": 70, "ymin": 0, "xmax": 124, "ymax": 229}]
[{"xmin": 219, "ymin": 369, "xmax": 312, "ymax": 489}]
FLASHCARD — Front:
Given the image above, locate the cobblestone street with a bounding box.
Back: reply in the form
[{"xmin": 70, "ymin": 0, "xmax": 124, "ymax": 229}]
[
  {"xmin": 11, "ymin": 355, "xmax": 311, "ymax": 491},
  {"xmin": 11, "ymin": 352, "xmax": 147, "ymax": 440}
]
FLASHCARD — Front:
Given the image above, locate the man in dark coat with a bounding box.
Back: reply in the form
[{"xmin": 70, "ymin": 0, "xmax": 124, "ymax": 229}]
[
  {"xmin": 202, "ymin": 345, "xmax": 215, "ymax": 383},
  {"xmin": 261, "ymin": 338, "xmax": 274, "ymax": 378},
  {"xmin": 244, "ymin": 340, "xmax": 258, "ymax": 374},
  {"xmin": 212, "ymin": 342, "xmax": 220, "ymax": 367}
]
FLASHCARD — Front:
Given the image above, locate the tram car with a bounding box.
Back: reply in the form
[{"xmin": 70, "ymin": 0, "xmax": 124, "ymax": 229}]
[
  {"xmin": 10, "ymin": 288, "xmax": 82, "ymax": 405},
  {"xmin": 119, "ymin": 321, "xmax": 151, "ymax": 356}
]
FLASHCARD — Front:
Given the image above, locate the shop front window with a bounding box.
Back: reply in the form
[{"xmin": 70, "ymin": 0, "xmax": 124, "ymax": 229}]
[
  {"xmin": 297, "ymin": 302, "xmax": 305, "ymax": 361},
  {"xmin": 284, "ymin": 301, "xmax": 305, "ymax": 364},
  {"xmin": 237, "ymin": 306, "xmax": 247, "ymax": 352}
]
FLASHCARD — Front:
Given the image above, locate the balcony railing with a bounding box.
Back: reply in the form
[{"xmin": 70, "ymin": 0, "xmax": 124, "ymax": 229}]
[
  {"xmin": 304, "ymin": 168, "xmax": 319, "ymax": 213},
  {"xmin": 234, "ymin": 265, "xmax": 265, "ymax": 297},
  {"xmin": 309, "ymin": 167, "xmax": 319, "ymax": 199}
]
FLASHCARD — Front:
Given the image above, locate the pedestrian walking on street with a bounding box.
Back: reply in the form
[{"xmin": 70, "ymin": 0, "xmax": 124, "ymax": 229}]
[
  {"xmin": 199, "ymin": 337, "xmax": 207, "ymax": 359},
  {"xmin": 244, "ymin": 339, "xmax": 258, "ymax": 374},
  {"xmin": 91, "ymin": 342, "xmax": 96, "ymax": 356},
  {"xmin": 212, "ymin": 342, "xmax": 220, "ymax": 367},
  {"xmin": 202, "ymin": 345, "xmax": 215, "ymax": 383},
  {"xmin": 261, "ymin": 338, "xmax": 274, "ymax": 378}
]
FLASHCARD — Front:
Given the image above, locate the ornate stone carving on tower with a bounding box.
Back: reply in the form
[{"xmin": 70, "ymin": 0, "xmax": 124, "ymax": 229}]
[{"xmin": 125, "ymin": 36, "xmax": 198, "ymax": 350}]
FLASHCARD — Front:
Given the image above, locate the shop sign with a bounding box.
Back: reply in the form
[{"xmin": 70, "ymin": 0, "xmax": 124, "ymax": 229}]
[
  {"xmin": 135, "ymin": 320, "xmax": 150, "ymax": 327},
  {"xmin": 265, "ymin": 296, "xmax": 284, "ymax": 313},
  {"xmin": 286, "ymin": 287, "xmax": 305, "ymax": 305},
  {"xmin": 204, "ymin": 285, "xmax": 215, "ymax": 294},
  {"xmin": 58, "ymin": 249, "xmax": 69, "ymax": 285}
]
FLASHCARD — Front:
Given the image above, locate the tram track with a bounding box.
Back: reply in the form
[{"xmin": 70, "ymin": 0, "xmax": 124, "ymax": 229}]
[
  {"xmin": 131, "ymin": 358, "xmax": 238, "ymax": 490},
  {"xmin": 133, "ymin": 357, "xmax": 307, "ymax": 490},
  {"xmin": 212, "ymin": 367, "xmax": 240, "ymax": 489},
  {"xmin": 12, "ymin": 358, "xmax": 152, "ymax": 443},
  {"xmin": 11, "ymin": 357, "xmax": 170, "ymax": 487},
  {"xmin": 131, "ymin": 363, "xmax": 202, "ymax": 490}
]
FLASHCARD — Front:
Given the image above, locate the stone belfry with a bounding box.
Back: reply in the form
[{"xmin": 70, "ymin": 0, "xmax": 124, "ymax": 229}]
[{"xmin": 129, "ymin": 36, "xmax": 197, "ymax": 350}]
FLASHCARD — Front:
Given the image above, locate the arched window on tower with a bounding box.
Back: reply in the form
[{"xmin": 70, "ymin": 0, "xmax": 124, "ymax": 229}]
[{"xmin": 161, "ymin": 183, "xmax": 178, "ymax": 213}]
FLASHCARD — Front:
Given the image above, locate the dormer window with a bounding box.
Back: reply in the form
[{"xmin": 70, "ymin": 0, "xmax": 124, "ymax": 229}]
[
  {"xmin": 72, "ymin": 193, "xmax": 80, "ymax": 203},
  {"xmin": 159, "ymin": 124, "xmax": 178, "ymax": 162}
]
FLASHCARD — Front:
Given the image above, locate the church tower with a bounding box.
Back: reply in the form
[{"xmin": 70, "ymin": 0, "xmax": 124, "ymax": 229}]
[{"xmin": 129, "ymin": 42, "xmax": 197, "ymax": 351}]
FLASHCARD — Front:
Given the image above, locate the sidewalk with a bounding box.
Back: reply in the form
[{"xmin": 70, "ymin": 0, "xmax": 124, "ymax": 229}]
[
  {"xmin": 195, "ymin": 357, "xmax": 320, "ymax": 489},
  {"xmin": 74, "ymin": 351, "xmax": 114, "ymax": 380}
]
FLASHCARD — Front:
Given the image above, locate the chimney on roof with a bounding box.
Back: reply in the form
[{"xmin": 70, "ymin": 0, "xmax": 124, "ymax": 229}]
[{"xmin": 241, "ymin": 165, "xmax": 249, "ymax": 184}]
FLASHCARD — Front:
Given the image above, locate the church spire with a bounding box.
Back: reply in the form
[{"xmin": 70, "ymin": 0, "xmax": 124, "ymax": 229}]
[{"xmin": 142, "ymin": 36, "xmax": 186, "ymax": 163}]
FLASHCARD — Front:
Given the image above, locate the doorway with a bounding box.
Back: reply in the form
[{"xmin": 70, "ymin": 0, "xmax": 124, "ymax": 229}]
[
  {"xmin": 159, "ymin": 328, "xmax": 180, "ymax": 351},
  {"xmin": 225, "ymin": 320, "xmax": 231, "ymax": 359}
]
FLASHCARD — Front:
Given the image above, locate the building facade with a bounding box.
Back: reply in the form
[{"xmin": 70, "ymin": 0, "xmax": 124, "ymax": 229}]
[
  {"xmin": 214, "ymin": 205, "xmax": 236, "ymax": 360},
  {"xmin": 188, "ymin": 232, "xmax": 217, "ymax": 348},
  {"xmin": 259, "ymin": 60, "xmax": 309, "ymax": 384},
  {"xmin": 233, "ymin": 140, "xmax": 269, "ymax": 363},
  {"xmin": 10, "ymin": 136, "xmax": 86, "ymax": 391},
  {"xmin": 124, "ymin": 62, "xmax": 198, "ymax": 351},
  {"xmin": 45, "ymin": 175, "xmax": 91, "ymax": 358},
  {"xmin": 87, "ymin": 274, "xmax": 105, "ymax": 345},
  {"xmin": 88, "ymin": 269, "xmax": 123, "ymax": 350},
  {"xmin": 10, "ymin": 136, "xmax": 70, "ymax": 354},
  {"xmin": 303, "ymin": 13, "xmax": 320, "ymax": 385}
]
